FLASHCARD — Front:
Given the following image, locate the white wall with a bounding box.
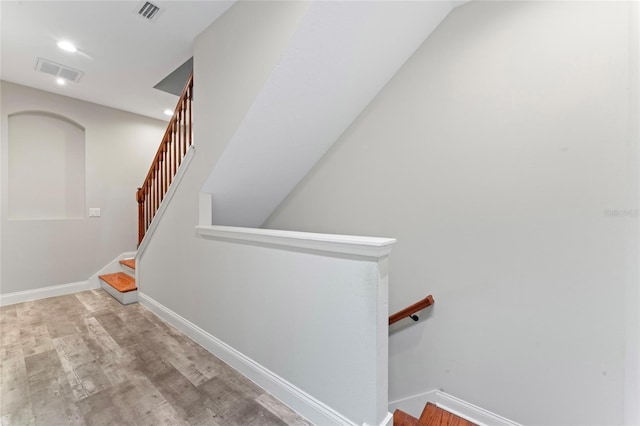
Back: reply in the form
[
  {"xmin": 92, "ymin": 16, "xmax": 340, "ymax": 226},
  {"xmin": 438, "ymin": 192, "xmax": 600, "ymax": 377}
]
[
  {"xmin": 142, "ymin": 225, "xmax": 393, "ymax": 425},
  {"xmin": 0, "ymin": 81, "xmax": 165, "ymax": 293},
  {"xmin": 137, "ymin": 0, "xmax": 315, "ymax": 419},
  {"xmin": 201, "ymin": 1, "xmax": 456, "ymax": 228},
  {"xmin": 265, "ymin": 1, "xmax": 639, "ymax": 425},
  {"xmin": 626, "ymin": 2, "xmax": 640, "ymax": 424},
  {"xmin": 137, "ymin": 1, "xmax": 403, "ymax": 423}
]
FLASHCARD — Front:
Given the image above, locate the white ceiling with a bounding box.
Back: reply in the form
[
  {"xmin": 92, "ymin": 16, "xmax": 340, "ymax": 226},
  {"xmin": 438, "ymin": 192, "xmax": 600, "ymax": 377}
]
[{"xmin": 0, "ymin": 1, "xmax": 234, "ymax": 121}]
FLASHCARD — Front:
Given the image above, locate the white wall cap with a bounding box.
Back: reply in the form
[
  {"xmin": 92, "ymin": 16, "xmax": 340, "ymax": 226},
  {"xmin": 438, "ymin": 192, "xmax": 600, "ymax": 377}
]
[{"xmin": 196, "ymin": 225, "xmax": 396, "ymax": 259}]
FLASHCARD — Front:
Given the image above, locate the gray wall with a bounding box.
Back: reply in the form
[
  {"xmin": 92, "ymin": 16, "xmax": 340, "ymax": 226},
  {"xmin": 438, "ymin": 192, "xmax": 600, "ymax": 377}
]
[
  {"xmin": 8, "ymin": 112, "xmax": 86, "ymax": 220},
  {"xmin": 265, "ymin": 1, "xmax": 639, "ymax": 424},
  {"xmin": 1, "ymin": 81, "xmax": 166, "ymax": 293}
]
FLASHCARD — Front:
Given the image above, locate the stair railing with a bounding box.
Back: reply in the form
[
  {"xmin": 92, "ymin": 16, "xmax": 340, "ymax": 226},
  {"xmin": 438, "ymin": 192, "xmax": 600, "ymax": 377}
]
[
  {"xmin": 136, "ymin": 72, "xmax": 193, "ymax": 245},
  {"xmin": 389, "ymin": 295, "xmax": 434, "ymax": 325}
]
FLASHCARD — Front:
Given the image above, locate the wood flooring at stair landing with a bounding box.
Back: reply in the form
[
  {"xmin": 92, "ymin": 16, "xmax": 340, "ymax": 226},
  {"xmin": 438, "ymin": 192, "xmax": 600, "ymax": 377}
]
[
  {"xmin": 0, "ymin": 290, "xmax": 311, "ymax": 426},
  {"xmin": 394, "ymin": 403, "xmax": 477, "ymax": 426}
]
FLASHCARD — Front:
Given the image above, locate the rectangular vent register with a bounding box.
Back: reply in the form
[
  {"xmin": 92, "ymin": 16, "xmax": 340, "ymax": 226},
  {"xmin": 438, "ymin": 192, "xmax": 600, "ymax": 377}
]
[
  {"xmin": 137, "ymin": 1, "xmax": 162, "ymax": 21},
  {"xmin": 35, "ymin": 58, "xmax": 83, "ymax": 83}
]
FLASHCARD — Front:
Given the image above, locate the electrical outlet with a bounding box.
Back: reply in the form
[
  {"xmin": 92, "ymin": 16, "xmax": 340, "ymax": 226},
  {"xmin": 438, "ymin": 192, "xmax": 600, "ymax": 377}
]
[{"xmin": 89, "ymin": 208, "xmax": 101, "ymax": 217}]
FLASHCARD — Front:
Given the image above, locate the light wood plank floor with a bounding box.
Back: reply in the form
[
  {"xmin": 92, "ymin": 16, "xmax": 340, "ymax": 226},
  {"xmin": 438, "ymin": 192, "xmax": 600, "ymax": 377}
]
[{"xmin": 0, "ymin": 290, "xmax": 311, "ymax": 426}]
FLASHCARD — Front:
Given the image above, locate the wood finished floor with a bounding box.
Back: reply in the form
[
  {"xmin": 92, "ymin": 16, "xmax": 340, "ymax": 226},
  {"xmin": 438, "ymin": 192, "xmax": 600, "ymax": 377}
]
[{"xmin": 0, "ymin": 290, "xmax": 311, "ymax": 426}]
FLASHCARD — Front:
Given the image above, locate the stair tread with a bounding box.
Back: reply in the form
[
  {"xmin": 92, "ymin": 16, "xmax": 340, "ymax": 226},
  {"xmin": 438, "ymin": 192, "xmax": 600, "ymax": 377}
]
[
  {"xmin": 119, "ymin": 258, "xmax": 136, "ymax": 270},
  {"xmin": 417, "ymin": 403, "xmax": 476, "ymax": 426},
  {"xmin": 99, "ymin": 272, "xmax": 137, "ymax": 293},
  {"xmin": 394, "ymin": 409, "xmax": 419, "ymax": 426}
]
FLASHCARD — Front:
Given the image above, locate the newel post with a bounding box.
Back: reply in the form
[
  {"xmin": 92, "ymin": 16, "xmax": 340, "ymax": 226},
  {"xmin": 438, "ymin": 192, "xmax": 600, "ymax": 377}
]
[{"xmin": 136, "ymin": 187, "xmax": 145, "ymax": 245}]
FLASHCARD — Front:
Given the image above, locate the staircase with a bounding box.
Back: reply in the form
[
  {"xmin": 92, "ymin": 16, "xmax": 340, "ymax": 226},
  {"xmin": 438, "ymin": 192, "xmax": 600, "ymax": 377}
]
[
  {"xmin": 394, "ymin": 403, "xmax": 476, "ymax": 426},
  {"xmin": 99, "ymin": 258, "xmax": 137, "ymax": 305},
  {"xmin": 99, "ymin": 75, "xmax": 191, "ymax": 306},
  {"xmin": 136, "ymin": 73, "xmax": 193, "ymax": 245}
]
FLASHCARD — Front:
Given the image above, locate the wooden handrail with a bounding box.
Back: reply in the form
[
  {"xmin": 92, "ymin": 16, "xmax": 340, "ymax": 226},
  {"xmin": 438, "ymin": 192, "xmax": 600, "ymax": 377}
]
[
  {"xmin": 136, "ymin": 72, "xmax": 194, "ymax": 245},
  {"xmin": 389, "ymin": 295, "xmax": 434, "ymax": 325}
]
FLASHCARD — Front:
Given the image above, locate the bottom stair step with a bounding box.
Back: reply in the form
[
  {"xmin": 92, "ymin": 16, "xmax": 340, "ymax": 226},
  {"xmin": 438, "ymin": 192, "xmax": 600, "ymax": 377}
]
[
  {"xmin": 99, "ymin": 272, "xmax": 136, "ymax": 292},
  {"xmin": 99, "ymin": 272, "xmax": 137, "ymax": 305}
]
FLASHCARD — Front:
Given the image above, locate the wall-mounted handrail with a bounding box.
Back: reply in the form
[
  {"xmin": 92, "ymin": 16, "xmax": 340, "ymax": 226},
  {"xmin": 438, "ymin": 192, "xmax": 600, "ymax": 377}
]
[
  {"xmin": 136, "ymin": 72, "xmax": 193, "ymax": 245},
  {"xmin": 389, "ymin": 295, "xmax": 434, "ymax": 325}
]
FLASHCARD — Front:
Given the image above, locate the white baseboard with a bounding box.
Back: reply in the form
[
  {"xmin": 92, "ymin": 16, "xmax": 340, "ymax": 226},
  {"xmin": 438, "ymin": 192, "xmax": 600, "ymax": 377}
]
[
  {"xmin": 139, "ymin": 292, "xmax": 389, "ymax": 426},
  {"xmin": 377, "ymin": 412, "xmax": 393, "ymax": 426},
  {"xmin": 0, "ymin": 251, "xmax": 137, "ymax": 307},
  {"xmin": 389, "ymin": 390, "xmax": 520, "ymax": 426},
  {"xmin": 389, "ymin": 389, "xmax": 438, "ymax": 418},
  {"xmin": 0, "ymin": 280, "xmax": 97, "ymax": 306},
  {"xmin": 436, "ymin": 392, "xmax": 520, "ymax": 426}
]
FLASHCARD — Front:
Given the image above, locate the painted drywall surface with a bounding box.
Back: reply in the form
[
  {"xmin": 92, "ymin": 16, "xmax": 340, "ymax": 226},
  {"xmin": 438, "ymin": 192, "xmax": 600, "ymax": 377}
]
[
  {"xmin": 192, "ymin": 235, "xmax": 389, "ymax": 425},
  {"xmin": 0, "ymin": 81, "xmax": 165, "ymax": 293},
  {"xmin": 139, "ymin": 0, "xmax": 313, "ymax": 304},
  {"xmin": 137, "ymin": 0, "xmax": 318, "ymax": 417},
  {"xmin": 625, "ymin": 2, "xmax": 640, "ymax": 424},
  {"xmin": 138, "ymin": 1, "xmax": 393, "ymax": 423},
  {"xmin": 201, "ymin": 1, "xmax": 456, "ymax": 228},
  {"xmin": 8, "ymin": 112, "xmax": 85, "ymax": 220},
  {"xmin": 265, "ymin": 1, "xmax": 637, "ymax": 425}
]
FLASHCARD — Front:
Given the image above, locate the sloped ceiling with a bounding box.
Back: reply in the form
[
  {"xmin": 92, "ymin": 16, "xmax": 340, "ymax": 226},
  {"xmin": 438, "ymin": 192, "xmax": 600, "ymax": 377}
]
[{"xmin": 202, "ymin": 1, "xmax": 461, "ymax": 227}]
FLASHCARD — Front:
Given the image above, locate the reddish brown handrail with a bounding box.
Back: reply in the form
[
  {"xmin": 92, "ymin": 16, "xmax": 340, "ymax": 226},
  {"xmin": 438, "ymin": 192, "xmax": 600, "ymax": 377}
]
[
  {"xmin": 389, "ymin": 295, "xmax": 434, "ymax": 325},
  {"xmin": 137, "ymin": 72, "xmax": 194, "ymax": 245}
]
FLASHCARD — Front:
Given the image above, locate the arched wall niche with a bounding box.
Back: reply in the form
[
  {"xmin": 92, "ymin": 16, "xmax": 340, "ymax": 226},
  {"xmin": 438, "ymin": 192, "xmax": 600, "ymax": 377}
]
[{"xmin": 8, "ymin": 111, "xmax": 86, "ymax": 220}]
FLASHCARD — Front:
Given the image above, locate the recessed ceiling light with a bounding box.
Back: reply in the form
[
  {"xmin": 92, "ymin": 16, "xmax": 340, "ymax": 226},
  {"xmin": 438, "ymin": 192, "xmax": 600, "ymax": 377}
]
[
  {"xmin": 56, "ymin": 77, "xmax": 66, "ymax": 85},
  {"xmin": 57, "ymin": 41, "xmax": 77, "ymax": 53},
  {"xmin": 163, "ymin": 109, "xmax": 173, "ymax": 116}
]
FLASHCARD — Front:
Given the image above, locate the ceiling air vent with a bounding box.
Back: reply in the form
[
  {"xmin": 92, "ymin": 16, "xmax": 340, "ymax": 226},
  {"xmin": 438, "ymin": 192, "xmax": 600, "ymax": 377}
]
[
  {"xmin": 34, "ymin": 58, "xmax": 83, "ymax": 83},
  {"xmin": 136, "ymin": 1, "xmax": 163, "ymax": 22}
]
